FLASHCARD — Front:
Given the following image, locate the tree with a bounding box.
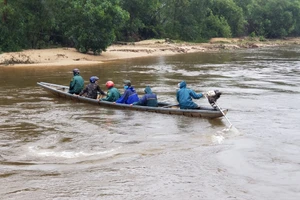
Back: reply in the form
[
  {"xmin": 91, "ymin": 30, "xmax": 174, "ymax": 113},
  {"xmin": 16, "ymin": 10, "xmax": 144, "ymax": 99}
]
[
  {"xmin": 202, "ymin": 10, "xmax": 232, "ymax": 38},
  {"xmin": 63, "ymin": 0, "xmax": 129, "ymax": 54},
  {"xmin": 2, "ymin": 0, "xmax": 7, "ymax": 23},
  {"xmin": 289, "ymin": 0, "xmax": 300, "ymax": 36},
  {"xmin": 119, "ymin": 0, "xmax": 161, "ymax": 41},
  {"xmin": 0, "ymin": 0, "xmax": 25, "ymax": 51},
  {"xmin": 209, "ymin": 0, "xmax": 245, "ymax": 37},
  {"xmin": 247, "ymin": 0, "xmax": 298, "ymax": 38},
  {"xmin": 160, "ymin": 0, "xmax": 192, "ymax": 40}
]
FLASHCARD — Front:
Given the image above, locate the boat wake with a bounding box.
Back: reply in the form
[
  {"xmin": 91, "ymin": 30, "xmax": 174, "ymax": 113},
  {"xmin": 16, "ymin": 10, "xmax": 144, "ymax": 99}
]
[
  {"xmin": 211, "ymin": 126, "xmax": 241, "ymax": 144},
  {"xmin": 28, "ymin": 146, "xmax": 121, "ymax": 159},
  {"xmin": 211, "ymin": 135, "xmax": 225, "ymax": 144},
  {"xmin": 223, "ymin": 126, "xmax": 241, "ymax": 136}
]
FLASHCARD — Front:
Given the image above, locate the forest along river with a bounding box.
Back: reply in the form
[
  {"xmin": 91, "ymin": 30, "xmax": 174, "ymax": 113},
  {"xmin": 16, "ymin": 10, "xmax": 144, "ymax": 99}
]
[{"xmin": 0, "ymin": 46, "xmax": 299, "ymax": 200}]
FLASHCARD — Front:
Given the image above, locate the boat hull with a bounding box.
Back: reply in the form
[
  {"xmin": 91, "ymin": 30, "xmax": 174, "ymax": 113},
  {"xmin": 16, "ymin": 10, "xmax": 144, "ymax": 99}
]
[{"xmin": 37, "ymin": 82, "xmax": 228, "ymax": 119}]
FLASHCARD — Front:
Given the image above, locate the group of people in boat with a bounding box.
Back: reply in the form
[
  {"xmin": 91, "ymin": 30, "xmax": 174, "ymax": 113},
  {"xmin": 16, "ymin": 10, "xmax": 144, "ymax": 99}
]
[{"xmin": 68, "ymin": 68, "xmax": 206, "ymax": 109}]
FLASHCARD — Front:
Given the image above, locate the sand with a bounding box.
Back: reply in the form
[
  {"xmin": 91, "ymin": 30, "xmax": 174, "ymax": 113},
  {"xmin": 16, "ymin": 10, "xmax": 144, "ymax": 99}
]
[{"xmin": 1, "ymin": 38, "xmax": 300, "ymax": 67}]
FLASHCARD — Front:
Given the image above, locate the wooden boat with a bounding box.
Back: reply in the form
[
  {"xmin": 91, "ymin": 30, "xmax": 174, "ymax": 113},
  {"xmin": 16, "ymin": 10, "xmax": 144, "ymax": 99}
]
[{"xmin": 37, "ymin": 82, "xmax": 228, "ymax": 119}]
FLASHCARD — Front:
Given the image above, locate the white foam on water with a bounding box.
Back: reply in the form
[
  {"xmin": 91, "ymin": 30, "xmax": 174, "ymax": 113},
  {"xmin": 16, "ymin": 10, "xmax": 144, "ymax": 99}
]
[
  {"xmin": 211, "ymin": 135, "xmax": 225, "ymax": 144},
  {"xmin": 222, "ymin": 126, "xmax": 241, "ymax": 136},
  {"xmin": 28, "ymin": 146, "xmax": 121, "ymax": 159},
  {"xmin": 211, "ymin": 126, "xmax": 242, "ymax": 144}
]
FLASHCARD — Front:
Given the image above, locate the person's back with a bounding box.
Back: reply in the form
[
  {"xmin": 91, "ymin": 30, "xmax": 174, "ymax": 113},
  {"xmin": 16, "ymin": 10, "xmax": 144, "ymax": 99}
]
[
  {"xmin": 79, "ymin": 76, "xmax": 105, "ymax": 99},
  {"xmin": 116, "ymin": 80, "xmax": 139, "ymax": 104},
  {"xmin": 176, "ymin": 81, "xmax": 203, "ymax": 109},
  {"xmin": 69, "ymin": 68, "xmax": 84, "ymax": 95},
  {"xmin": 133, "ymin": 86, "xmax": 158, "ymax": 107},
  {"xmin": 101, "ymin": 81, "xmax": 121, "ymax": 102}
]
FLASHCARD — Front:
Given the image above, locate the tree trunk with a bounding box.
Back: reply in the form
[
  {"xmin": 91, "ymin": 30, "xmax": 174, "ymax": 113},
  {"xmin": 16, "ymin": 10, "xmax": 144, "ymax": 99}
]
[{"xmin": 2, "ymin": 0, "xmax": 7, "ymax": 23}]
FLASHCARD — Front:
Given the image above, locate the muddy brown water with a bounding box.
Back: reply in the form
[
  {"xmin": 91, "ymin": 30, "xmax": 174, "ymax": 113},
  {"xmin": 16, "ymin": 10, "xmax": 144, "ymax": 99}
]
[{"xmin": 0, "ymin": 46, "xmax": 300, "ymax": 200}]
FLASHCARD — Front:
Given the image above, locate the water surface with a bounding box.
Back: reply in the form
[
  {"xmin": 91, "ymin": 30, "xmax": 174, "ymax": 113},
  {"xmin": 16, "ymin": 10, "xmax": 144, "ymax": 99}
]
[{"xmin": 0, "ymin": 46, "xmax": 300, "ymax": 200}]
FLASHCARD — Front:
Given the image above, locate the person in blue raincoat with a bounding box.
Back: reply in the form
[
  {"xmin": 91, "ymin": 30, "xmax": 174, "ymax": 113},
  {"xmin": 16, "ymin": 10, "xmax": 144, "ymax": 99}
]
[
  {"xmin": 132, "ymin": 86, "xmax": 158, "ymax": 107},
  {"xmin": 115, "ymin": 80, "xmax": 139, "ymax": 104},
  {"xmin": 176, "ymin": 80, "xmax": 203, "ymax": 109}
]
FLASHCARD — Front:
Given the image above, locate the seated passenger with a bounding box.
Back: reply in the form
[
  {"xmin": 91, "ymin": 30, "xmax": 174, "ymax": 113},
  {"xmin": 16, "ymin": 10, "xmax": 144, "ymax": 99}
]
[
  {"xmin": 79, "ymin": 76, "xmax": 106, "ymax": 99},
  {"xmin": 115, "ymin": 80, "xmax": 139, "ymax": 104},
  {"xmin": 176, "ymin": 80, "xmax": 203, "ymax": 109},
  {"xmin": 69, "ymin": 68, "xmax": 84, "ymax": 95},
  {"xmin": 132, "ymin": 86, "xmax": 158, "ymax": 107},
  {"xmin": 101, "ymin": 81, "xmax": 121, "ymax": 102}
]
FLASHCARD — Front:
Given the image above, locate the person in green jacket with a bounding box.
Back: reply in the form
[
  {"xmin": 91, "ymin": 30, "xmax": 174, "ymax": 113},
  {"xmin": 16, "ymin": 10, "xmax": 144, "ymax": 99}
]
[
  {"xmin": 68, "ymin": 68, "xmax": 84, "ymax": 95},
  {"xmin": 101, "ymin": 81, "xmax": 121, "ymax": 102}
]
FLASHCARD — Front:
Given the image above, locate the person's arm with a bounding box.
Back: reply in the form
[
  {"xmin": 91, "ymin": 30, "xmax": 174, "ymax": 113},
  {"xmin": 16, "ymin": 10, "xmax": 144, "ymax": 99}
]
[
  {"xmin": 97, "ymin": 85, "xmax": 106, "ymax": 96},
  {"xmin": 190, "ymin": 89, "xmax": 203, "ymax": 99},
  {"xmin": 79, "ymin": 86, "xmax": 88, "ymax": 96},
  {"xmin": 133, "ymin": 95, "xmax": 147, "ymax": 105},
  {"xmin": 69, "ymin": 78, "xmax": 75, "ymax": 92},
  {"xmin": 176, "ymin": 90, "xmax": 180, "ymax": 102},
  {"xmin": 101, "ymin": 91, "xmax": 112, "ymax": 101}
]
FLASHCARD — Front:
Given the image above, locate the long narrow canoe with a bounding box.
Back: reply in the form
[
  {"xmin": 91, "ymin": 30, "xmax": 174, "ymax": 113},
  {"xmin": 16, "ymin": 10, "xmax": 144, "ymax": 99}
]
[{"xmin": 37, "ymin": 82, "xmax": 228, "ymax": 119}]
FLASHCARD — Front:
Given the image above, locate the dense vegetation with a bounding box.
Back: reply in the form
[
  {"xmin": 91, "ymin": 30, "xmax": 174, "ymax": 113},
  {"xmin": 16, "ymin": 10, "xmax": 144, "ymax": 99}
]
[{"xmin": 1, "ymin": 0, "xmax": 300, "ymax": 53}]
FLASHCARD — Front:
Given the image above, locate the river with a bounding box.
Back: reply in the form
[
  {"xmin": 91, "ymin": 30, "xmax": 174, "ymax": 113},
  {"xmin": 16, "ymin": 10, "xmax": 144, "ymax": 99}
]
[{"xmin": 0, "ymin": 46, "xmax": 299, "ymax": 200}]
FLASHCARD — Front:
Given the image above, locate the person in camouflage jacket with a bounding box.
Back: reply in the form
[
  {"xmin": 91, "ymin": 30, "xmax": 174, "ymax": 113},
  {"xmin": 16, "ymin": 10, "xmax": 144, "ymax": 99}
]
[{"xmin": 79, "ymin": 76, "xmax": 106, "ymax": 99}]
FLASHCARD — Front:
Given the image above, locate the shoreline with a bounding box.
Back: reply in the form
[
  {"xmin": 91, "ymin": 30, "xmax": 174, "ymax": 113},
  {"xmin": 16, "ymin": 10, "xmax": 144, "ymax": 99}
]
[{"xmin": 1, "ymin": 38, "xmax": 300, "ymax": 67}]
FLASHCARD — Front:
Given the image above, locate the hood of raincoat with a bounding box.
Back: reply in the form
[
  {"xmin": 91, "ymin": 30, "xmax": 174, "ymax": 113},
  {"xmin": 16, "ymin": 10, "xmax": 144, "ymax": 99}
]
[
  {"xmin": 178, "ymin": 81, "xmax": 186, "ymax": 89},
  {"xmin": 127, "ymin": 86, "xmax": 136, "ymax": 93},
  {"xmin": 144, "ymin": 86, "xmax": 152, "ymax": 94}
]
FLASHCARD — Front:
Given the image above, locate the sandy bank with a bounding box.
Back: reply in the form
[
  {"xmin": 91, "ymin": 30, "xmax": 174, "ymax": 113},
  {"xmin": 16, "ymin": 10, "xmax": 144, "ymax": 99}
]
[{"xmin": 1, "ymin": 38, "xmax": 300, "ymax": 67}]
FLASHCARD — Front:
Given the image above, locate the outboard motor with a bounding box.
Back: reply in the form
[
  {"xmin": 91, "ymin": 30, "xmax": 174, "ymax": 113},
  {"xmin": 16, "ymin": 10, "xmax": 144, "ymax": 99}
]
[{"xmin": 206, "ymin": 90, "xmax": 222, "ymax": 109}]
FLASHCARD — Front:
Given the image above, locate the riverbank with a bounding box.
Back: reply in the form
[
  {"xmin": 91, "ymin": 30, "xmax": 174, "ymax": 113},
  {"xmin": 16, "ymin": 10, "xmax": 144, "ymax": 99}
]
[{"xmin": 1, "ymin": 37, "xmax": 300, "ymax": 67}]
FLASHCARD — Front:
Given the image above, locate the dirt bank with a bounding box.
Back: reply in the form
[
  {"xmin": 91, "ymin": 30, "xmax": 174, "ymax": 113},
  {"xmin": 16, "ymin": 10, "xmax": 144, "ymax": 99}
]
[{"xmin": 1, "ymin": 37, "xmax": 300, "ymax": 67}]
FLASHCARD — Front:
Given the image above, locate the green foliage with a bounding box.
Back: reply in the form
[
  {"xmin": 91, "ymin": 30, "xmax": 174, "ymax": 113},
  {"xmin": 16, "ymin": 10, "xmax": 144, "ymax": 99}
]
[
  {"xmin": 250, "ymin": 32, "xmax": 256, "ymax": 38},
  {"xmin": 203, "ymin": 12, "xmax": 232, "ymax": 38},
  {"xmin": 243, "ymin": 0, "xmax": 300, "ymax": 38},
  {"xmin": 259, "ymin": 36, "xmax": 266, "ymax": 41},
  {"xmin": 63, "ymin": 0, "xmax": 129, "ymax": 54},
  {"xmin": 263, "ymin": 0, "xmax": 295, "ymax": 38},
  {"xmin": 210, "ymin": 0, "xmax": 246, "ymax": 37},
  {"xmin": 14, "ymin": 0, "xmax": 57, "ymax": 48},
  {"xmin": 0, "ymin": 0, "xmax": 60, "ymax": 51},
  {"xmin": 0, "ymin": 24, "xmax": 22, "ymax": 52},
  {"xmin": 0, "ymin": 1, "xmax": 23, "ymax": 51},
  {"xmin": 1, "ymin": 0, "xmax": 300, "ymax": 53},
  {"xmin": 161, "ymin": 0, "xmax": 210, "ymax": 41},
  {"xmin": 119, "ymin": 0, "xmax": 161, "ymax": 41}
]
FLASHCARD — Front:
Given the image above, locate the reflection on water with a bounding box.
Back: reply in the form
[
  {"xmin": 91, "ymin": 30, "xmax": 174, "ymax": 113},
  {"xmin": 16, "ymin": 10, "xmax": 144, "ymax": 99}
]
[{"xmin": 0, "ymin": 46, "xmax": 300, "ymax": 199}]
